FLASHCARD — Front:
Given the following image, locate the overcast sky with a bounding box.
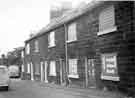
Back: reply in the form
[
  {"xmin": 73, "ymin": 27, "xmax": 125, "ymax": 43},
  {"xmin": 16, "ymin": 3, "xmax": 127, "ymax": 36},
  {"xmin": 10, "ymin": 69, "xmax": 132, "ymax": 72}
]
[{"xmin": 0, "ymin": 0, "xmax": 91, "ymax": 55}]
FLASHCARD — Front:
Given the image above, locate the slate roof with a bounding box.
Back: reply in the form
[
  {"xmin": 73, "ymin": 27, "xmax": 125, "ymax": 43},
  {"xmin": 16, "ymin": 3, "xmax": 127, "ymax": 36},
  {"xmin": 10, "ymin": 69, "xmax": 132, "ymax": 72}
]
[{"xmin": 25, "ymin": 1, "xmax": 104, "ymax": 43}]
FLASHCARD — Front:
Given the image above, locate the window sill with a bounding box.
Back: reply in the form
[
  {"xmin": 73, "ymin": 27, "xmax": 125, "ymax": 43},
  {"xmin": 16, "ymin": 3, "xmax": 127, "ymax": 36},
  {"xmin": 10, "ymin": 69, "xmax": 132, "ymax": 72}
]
[
  {"xmin": 68, "ymin": 74, "xmax": 79, "ymax": 78},
  {"xmin": 49, "ymin": 74, "xmax": 56, "ymax": 76},
  {"xmin": 34, "ymin": 51, "xmax": 39, "ymax": 53},
  {"xmin": 35, "ymin": 73, "xmax": 40, "ymax": 75},
  {"xmin": 66, "ymin": 40, "xmax": 77, "ymax": 43},
  {"xmin": 101, "ymin": 75, "xmax": 120, "ymax": 81},
  {"xmin": 48, "ymin": 45, "xmax": 56, "ymax": 48},
  {"xmin": 97, "ymin": 26, "xmax": 117, "ymax": 36}
]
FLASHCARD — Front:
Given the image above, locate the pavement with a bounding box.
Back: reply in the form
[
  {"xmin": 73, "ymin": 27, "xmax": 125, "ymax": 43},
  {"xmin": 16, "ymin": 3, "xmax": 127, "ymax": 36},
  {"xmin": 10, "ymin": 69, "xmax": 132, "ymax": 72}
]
[
  {"xmin": 0, "ymin": 79, "xmax": 126, "ymax": 98},
  {"xmin": 35, "ymin": 81, "xmax": 125, "ymax": 98}
]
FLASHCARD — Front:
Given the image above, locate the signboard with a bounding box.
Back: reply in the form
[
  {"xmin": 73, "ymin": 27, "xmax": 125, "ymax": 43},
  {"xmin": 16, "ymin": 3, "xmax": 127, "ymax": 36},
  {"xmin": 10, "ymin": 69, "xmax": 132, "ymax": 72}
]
[{"xmin": 101, "ymin": 53, "xmax": 119, "ymax": 81}]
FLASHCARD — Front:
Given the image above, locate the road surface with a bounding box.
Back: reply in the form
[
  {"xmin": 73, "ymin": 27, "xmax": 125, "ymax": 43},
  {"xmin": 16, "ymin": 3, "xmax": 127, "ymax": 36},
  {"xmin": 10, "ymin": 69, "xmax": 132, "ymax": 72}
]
[{"xmin": 0, "ymin": 79, "xmax": 124, "ymax": 98}]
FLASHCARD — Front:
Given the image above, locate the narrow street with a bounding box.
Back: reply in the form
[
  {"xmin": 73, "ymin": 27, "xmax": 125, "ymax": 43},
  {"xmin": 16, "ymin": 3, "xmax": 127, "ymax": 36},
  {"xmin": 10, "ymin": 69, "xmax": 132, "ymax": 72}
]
[{"xmin": 0, "ymin": 79, "xmax": 124, "ymax": 98}]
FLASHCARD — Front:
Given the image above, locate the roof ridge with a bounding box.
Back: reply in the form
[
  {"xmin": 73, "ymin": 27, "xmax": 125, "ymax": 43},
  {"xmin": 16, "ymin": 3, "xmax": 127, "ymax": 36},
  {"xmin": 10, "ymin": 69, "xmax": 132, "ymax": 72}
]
[{"xmin": 25, "ymin": 1, "xmax": 102, "ymax": 42}]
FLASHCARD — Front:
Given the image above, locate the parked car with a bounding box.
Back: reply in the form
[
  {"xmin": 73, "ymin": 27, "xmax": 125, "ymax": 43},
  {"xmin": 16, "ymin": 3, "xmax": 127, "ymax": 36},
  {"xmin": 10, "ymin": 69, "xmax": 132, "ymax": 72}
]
[
  {"xmin": 0, "ymin": 65, "xmax": 10, "ymax": 90},
  {"xmin": 8, "ymin": 65, "xmax": 20, "ymax": 78}
]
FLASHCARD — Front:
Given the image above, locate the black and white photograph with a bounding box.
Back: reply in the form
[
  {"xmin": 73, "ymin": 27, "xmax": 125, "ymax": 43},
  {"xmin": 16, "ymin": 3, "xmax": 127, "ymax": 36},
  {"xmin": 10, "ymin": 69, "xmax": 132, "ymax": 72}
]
[{"xmin": 0, "ymin": 0, "xmax": 134, "ymax": 98}]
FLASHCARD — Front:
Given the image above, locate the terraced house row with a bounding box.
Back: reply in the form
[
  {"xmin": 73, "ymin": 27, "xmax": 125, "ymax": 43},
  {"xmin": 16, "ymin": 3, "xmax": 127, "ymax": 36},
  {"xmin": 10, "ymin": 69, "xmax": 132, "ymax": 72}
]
[{"xmin": 21, "ymin": 1, "xmax": 135, "ymax": 92}]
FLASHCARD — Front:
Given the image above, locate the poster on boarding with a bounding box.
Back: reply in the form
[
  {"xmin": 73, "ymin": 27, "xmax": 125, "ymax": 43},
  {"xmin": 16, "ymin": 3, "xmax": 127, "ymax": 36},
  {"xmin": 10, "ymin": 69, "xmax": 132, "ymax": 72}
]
[{"xmin": 101, "ymin": 53, "xmax": 120, "ymax": 81}]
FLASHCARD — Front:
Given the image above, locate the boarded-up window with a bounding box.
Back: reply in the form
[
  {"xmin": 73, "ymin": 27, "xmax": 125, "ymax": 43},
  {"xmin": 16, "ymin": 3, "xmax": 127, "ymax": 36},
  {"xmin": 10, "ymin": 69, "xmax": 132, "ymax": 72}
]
[
  {"xmin": 49, "ymin": 61, "xmax": 56, "ymax": 76},
  {"xmin": 99, "ymin": 5, "xmax": 115, "ymax": 31},
  {"xmin": 67, "ymin": 23, "xmax": 77, "ymax": 42},
  {"xmin": 101, "ymin": 53, "xmax": 119, "ymax": 81},
  {"xmin": 34, "ymin": 40, "xmax": 39, "ymax": 52},
  {"xmin": 48, "ymin": 32, "xmax": 55, "ymax": 47},
  {"xmin": 68, "ymin": 59, "xmax": 79, "ymax": 78}
]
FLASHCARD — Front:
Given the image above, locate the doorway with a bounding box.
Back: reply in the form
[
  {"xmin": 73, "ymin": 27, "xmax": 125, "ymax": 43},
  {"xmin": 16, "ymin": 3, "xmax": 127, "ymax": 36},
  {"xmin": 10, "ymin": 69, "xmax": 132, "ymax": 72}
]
[
  {"xmin": 59, "ymin": 59, "xmax": 65, "ymax": 84},
  {"xmin": 44, "ymin": 61, "xmax": 48, "ymax": 83},
  {"xmin": 87, "ymin": 59, "xmax": 96, "ymax": 88}
]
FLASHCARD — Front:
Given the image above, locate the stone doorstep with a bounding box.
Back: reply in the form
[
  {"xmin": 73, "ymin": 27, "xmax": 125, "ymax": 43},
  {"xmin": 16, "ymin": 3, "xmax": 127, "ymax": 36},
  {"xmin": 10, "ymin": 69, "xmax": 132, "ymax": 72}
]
[{"xmin": 35, "ymin": 81, "xmax": 124, "ymax": 98}]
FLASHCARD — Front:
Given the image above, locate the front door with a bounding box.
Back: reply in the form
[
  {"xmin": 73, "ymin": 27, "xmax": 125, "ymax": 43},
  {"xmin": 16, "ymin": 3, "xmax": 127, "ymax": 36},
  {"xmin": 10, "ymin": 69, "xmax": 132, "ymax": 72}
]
[
  {"xmin": 44, "ymin": 61, "xmax": 48, "ymax": 83},
  {"xmin": 87, "ymin": 59, "xmax": 96, "ymax": 88}
]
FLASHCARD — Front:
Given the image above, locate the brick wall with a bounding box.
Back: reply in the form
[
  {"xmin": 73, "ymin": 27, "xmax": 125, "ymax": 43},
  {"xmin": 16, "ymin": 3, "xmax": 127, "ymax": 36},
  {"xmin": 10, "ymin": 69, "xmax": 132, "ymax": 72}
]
[
  {"xmin": 23, "ymin": 1, "xmax": 135, "ymax": 91},
  {"xmin": 96, "ymin": 1, "xmax": 134, "ymax": 90},
  {"xmin": 47, "ymin": 26, "xmax": 65, "ymax": 84},
  {"xmin": 24, "ymin": 41, "xmax": 32, "ymax": 80},
  {"xmin": 66, "ymin": 8, "xmax": 98, "ymax": 87}
]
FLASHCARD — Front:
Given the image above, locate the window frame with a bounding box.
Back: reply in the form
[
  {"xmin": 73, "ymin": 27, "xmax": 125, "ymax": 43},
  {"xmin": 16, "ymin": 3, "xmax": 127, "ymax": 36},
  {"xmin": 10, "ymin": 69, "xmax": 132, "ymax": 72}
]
[
  {"xmin": 48, "ymin": 31, "xmax": 55, "ymax": 48},
  {"xmin": 67, "ymin": 22, "xmax": 77, "ymax": 43},
  {"xmin": 34, "ymin": 40, "xmax": 39, "ymax": 52},
  {"xmin": 49, "ymin": 61, "xmax": 56, "ymax": 76},
  {"xmin": 26, "ymin": 43, "xmax": 30, "ymax": 55},
  {"xmin": 101, "ymin": 53, "xmax": 119, "ymax": 81},
  {"xmin": 68, "ymin": 59, "xmax": 79, "ymax": 78},
  {"xmin": 98, "ymin": 5, "xmax": 117, "ymax": 36},
  {"xmin": 21, "ymin": 51, "xmax": 24, "ymax": 58}
]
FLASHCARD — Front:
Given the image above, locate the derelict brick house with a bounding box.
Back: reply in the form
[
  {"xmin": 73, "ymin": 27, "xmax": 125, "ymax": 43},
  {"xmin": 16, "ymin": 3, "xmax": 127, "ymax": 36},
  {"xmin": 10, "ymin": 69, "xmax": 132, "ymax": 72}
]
[
  {"xmin": 63, "ymin": 7, "xmax": 98, "ymax": 88},
  {"xmin": 23, "ymin": 20, "xmax": 66, "ymax": 84},
  {"xmin": 96, "ymin": 1, "xmax": 134, "ymax": 91},
  {"xmin": 49, "ymin": 1, "xmax": 134, "ymax": 89},
  {"xmin": 24, "ymin": 33, "xmax": 49, "ymax": 82},
  {"xmin": 23, "ymin": 1, "xmax": 135, "ymax": 92},
  {"xmin": 47, "ymin": 27, "xmax": 66, "ymax": 84}
]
